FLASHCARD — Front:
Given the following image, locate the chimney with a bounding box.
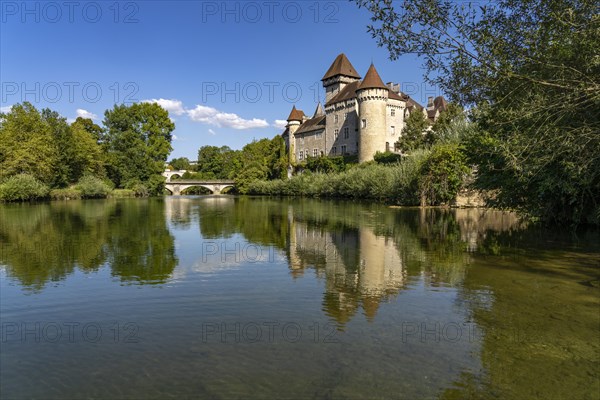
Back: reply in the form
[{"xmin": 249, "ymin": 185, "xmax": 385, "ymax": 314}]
[{"xmin": 427, "ymin": 96, "xmax": 434, "ymax": 110}]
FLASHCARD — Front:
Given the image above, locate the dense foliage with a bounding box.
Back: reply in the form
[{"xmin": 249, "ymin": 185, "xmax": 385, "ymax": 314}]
[
  {"xmin": 103, "ymin": 103, "xmax": 174, "ymax": 195},
  {"xmin": 248, "ymin": 147, "xmax": 465, "ymax": 206},
  {"xmin": 179, "ymin": 136, "xmax": 288, "ymax": 193},
  {"xmin": 356, "ymin": 0, "xmax": 600, "ymax": 225},
  {"xmin": 0, "ymin": 174, "xmax": 50, "ymax": 201},
  {"xmin": 0, "ymin": 102, "xmax": 175, "ymax": 201}
]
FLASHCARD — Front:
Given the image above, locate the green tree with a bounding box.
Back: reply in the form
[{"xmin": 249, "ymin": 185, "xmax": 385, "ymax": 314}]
[
  {"xmin": 72, "ymin": 117, "xmax": 104, "ymax": 142},
  {"xmin": 70, "ymin": 120, "xmax": 105, "ymax": 179},
  {"xmin": 0, "ymin": 102, "xmax": 59, "ymax": 184},
  {"xmin": 356, "ymin": 0, "xmax": 600, "ymax": 225},
  {"xmin": 418, "ymin": 144, "xmax": 469, "ymax": 206},
  {"xmin": 169, "ymin": 157, "xmax": 191, "ymax": 171},
  {"xmin": 431, "ymin": 103, "xmax": 464, "ymax": 137},
  {"xmin": 103, "ymin": 103, "xmax": 174, "ymax": 194},
  {"xmin": 396, "ymin": 110, "xmax": 431, "ymax": 152}
]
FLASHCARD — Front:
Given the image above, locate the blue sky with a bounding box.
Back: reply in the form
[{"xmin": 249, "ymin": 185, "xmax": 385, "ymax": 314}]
[{"xmin": 1, "ymin": 1, "xmax": 441, "ymax": 159}]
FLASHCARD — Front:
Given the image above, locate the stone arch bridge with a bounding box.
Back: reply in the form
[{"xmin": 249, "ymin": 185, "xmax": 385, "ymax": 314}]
[
  {"xmin": 162, "ymin": 170, "xmax": 235, "ymax": 195},
  {"xmin": 165, "ymin": 180, "xmax": 235, "ymax": 195}
]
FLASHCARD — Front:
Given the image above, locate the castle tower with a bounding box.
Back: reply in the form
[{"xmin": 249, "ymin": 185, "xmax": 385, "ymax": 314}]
[
  {"xmin": 356, "ymin": 63, "xmax": 389, "ymax": 162},
  {"xmin": 286, "ymin": 105, "xmax": 304, "ymax": 163},
  {"xmin": 321, "ymin": 53, "xmax": 361, "ymax": 103}
]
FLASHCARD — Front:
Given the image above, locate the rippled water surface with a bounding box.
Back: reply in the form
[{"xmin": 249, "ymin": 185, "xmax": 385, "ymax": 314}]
[{"xmin": 1, "ymin": 197, "xmax": 598, "ymax": 399}]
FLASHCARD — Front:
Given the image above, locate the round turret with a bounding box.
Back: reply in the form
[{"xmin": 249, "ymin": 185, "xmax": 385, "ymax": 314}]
[{"xmin": 356, "ymin": 64, "xmax": 389, "ymax": 162}]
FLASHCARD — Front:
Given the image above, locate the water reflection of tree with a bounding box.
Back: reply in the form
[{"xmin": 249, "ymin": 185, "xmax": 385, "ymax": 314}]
[
  {"xmin": 439, "ymin": 226, "xmax": 600, "ymax": 400},
  {"xmin": 0, "ymin": 199, "xmax": 177, "ymax": 290},
  {"xmin": 196, "ymin": 197, "xmax": 289, "ymax": 248},
  {"xmin": 106, "ymin": 199, "xmax": 178, "ymax": 284}
]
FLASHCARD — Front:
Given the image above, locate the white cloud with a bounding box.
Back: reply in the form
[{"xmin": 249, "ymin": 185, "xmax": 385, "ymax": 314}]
[
  {"xmin": 208, "ymin": 129, "xmax": 216, "ymax": 135},
  {"xmin": 76, "ymin": 109, "xmax": 98, "ymax": 120},
  {"xmin": 142, "ymin": 98, "xmax": 185, "ymax": 116},
  {"xmin": 1, "ymin": 105, "xmax": 12, "ymax": 113},
  {"xmin": 273, "ymin": 119, "xmax": 288, "ymax": 129},
  {"xmin": 186, "ymin": 105, "xmax": 269, "ymax": 130}
]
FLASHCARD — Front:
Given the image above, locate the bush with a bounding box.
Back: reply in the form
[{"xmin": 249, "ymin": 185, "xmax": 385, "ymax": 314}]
[
  {"xmin": 418, "ymin": 144, "xmax": 469, "ymax": 206},
  {"xmin": 374, "ymin": 151, "xmax": 402, "ymax": 164},
  {"xmin": 50, "ymin": 187, "xmax": 82, "ymax": 200},
  {"xmin": 110, "ymin": 189, "xmax": 136, "ymax": 198},
  {"xmin": 0, "ymin": 174, "xmax": 50, "ymax": 201},
  {"xmin": 76, "ymin": 175, "xmax": 112, "ymax": 198}
]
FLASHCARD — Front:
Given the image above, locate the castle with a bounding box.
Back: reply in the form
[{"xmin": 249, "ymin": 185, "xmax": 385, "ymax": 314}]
[{"xmin": 282, "ymin": 53, "xmax": 448, "ymax": 164}]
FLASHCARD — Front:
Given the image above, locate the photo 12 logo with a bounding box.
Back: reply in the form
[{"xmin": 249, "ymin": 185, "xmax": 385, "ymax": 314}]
[
  {"xmin": 201, "ymin": 241, "xmax": 276, "ymax": 264},
  {"xmin": 200, "ymin": 1, "xmax": 340, "ymax": 24},
  {"xmin": 200, "ymin": 81, "xmax": 321, "ymax": 104},
  {"xmin": 1, "ymin": 81, "xmax": 139, "ymax": 104},
  {"xmin": 1, "ymin": 321, "xmax": 140, "ymax": 343},
  {"xmin": 1, "ymin": 2, "xmax": 140, "ymax": 23},
  {"xmin": 201, "ymin": 321, "xmax": 340, "ymax": 343}
]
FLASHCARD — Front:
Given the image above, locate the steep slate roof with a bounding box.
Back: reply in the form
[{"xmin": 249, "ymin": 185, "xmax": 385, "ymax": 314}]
[
  {"xmin": 296, "ymin": 115, "xmax": 326, "ymax": 135},
  {"xmin": 388, "ymin": 90, "xmax": 404, "ymax": 101},
  {"xmin": 312, "ymin": 102, "xmax": 325, "ymax": 118},
  {"xmin": 357, "ymin": 64, "xmax": 388, "ymax": 90},
  {"xmin": 433, "ymin": 96, "xmax": 448, "ymax": 111},
  {"xmin": 287, "ymin": 106, "xmax": 305, "ymax": 122},
  {"xmin": 325, "ymin": 81, "xmax": 361, "ymax": 107},
  {"xmin": 426, "ymin": 96, "xmax": 448, "ymax": 121},
  {"xmin": 322, "ymin": 53, "xmax": 361, "ymax": 81}
]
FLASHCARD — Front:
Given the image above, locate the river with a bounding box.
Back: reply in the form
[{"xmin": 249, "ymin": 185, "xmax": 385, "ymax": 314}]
[{"xmin": 1, "ymin": 197, "xmax": 598, "ymax": 399}]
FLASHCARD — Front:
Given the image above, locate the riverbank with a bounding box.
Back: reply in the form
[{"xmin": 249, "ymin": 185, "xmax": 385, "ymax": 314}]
[
  {"xmin": 0, "ymin": 174, "xmax": 150, "ymax": 202},
  {"xmin": 247, "ymin": 151, "xmax": 473, "ymax": 207}
]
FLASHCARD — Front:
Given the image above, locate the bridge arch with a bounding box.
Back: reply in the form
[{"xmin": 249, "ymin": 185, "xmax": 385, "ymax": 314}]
[
  {"xmin": 162, "ymin": 169, "xmax": 187, "ymax": 183},
  {"xmin": 164, "ymin": 180, "xmax": 236, "ymax": 195}
]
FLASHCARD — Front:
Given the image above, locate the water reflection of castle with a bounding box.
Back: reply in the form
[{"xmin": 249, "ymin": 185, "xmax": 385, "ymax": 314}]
[{"xmin": 287, "ymin": 209, "xmax": 406, "ymax": 325}]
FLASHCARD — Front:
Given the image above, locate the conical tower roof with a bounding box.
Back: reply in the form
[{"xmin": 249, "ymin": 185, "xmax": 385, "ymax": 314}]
[
  {"xmin": 322, "ymin": 53, "xmax": 361, "ymax": 81},
  {"xmin": 312, "ymin": 102, "xmax": 325, "ymax": 118},
  {"xmin": 287, "ymin": 105, "xmax": 304, "ymax": 122},
  {"xmin": 357, "ymin": 63, "xmax": 388, "ymax": 90}
]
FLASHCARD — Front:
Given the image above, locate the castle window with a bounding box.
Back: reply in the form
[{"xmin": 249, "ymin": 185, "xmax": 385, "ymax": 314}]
[
  {"xmin": 299, "ymin": 151, "xmax": 303, "ymax": 160},
  {"xmin": 391, "ymin": 126, "xmax": 395, "ymax": 135},
  {"xmin": 332, "ymin": 146, "xmax": 337, "ymax": 155},
  {"xmin": 361, "ymin": 119, "xmax": 367, "ymax": 128},
  {"xmin": 391, "ymin": 109, "xmax": 396, "ymax": 117},
  {"xmin": 334, "ymin": 129, "xmax": 339, "ymax": 138},
  {"xmin": 344, "ymin": 127, "xmax": 349, "ymax": 139},
  {"xmin": 341, "ymin": 145, "xmax": 347, "ymax": 154},
  {"xmin": 313, "ymin": 149, "xmax": 318, "ymax": 157},
  {"xmin": 386, "ymin": 142, "xmax": 390, "ymax": 152},
  {"xmin": 334, "ymin": 114, "xmax": 339, "ymax": 123}
]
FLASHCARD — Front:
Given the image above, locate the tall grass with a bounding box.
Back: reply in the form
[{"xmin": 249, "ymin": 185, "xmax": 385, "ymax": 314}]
[{"xmin": 248, "ymin": 150, "xmax": 430, "ymax": 204}]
